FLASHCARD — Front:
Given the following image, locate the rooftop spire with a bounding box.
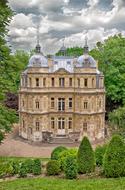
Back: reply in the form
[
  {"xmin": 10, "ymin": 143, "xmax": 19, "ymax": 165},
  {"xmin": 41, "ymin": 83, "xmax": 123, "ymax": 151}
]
[
  {"xmin": 84, "ymin": 35, "xmax": 89, "ymax": 54},
  {"xmin": 59, "ymin": 37, "xmax": 67, "ymax": 56},
  {"xmin": 35, "ymin": 24, "xmax": 41, "ymax": 53}
]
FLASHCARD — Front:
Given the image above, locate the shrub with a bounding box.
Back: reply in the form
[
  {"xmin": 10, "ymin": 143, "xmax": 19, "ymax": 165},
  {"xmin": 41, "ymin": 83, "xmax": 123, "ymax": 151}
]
[
  {"xmin": 18, "ymin": 162, "xmax": 27, "ymax": 177},
  {"xmin": 64, "ymin": 156, "xmax": 78, "ymax": 179},
  {"xmin": 0, "ymin": 162, "xmax": 13, "ymax": 178},
  {"xmin": 46, "ymin": 160, "xmax": 61, "ymax": 175},
  {"xmin": 25, "ymin": 159, "xmax": 35, "ymax": 173},
  {"xmin": 51, "ymin": 146, "xmax": 67, "ymax": 160},
  {"xmin": 77, "ymin": 136, "xmax": 95, "ymax": 174},
  {"xmin": 32, "ymin": 159, "xmax": 41, "ymax": 175},
  {"xmin": 11, "ymin": 161, "xmax": 20, "ymax": 175},
  {"xmin": 58, "ymin": 148, "xmax": 77, "ymax": 170},
  {"xmin": 103, "ymin": 135, "xmax": 125, "ymax": 178},
  {"xmin": 95, "ymin": 144, "xmax": 107, "ymax": 166}
]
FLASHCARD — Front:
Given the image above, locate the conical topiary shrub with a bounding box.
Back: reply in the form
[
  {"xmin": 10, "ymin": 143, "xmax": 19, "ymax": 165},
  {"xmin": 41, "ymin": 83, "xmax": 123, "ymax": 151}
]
[
  {"xmin": 77, "ymin": 136, "xmax": 95, "ymax": 174},
  {"xmin": 103, "ymin": 135, "xmax": 125, "ymax": 178}
]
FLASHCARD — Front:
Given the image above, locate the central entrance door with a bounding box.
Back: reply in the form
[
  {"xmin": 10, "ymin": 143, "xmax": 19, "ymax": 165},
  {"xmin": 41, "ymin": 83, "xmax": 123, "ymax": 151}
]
[{"xmin": 58, "ymin": 117, "xmax": 65, "ymax": 135}]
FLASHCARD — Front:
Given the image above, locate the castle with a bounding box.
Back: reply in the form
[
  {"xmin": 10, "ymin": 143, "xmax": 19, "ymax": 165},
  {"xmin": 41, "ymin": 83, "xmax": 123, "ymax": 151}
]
[{"xmin": 19, "ymin": 37, "xmax": 105, "ymax": 143}]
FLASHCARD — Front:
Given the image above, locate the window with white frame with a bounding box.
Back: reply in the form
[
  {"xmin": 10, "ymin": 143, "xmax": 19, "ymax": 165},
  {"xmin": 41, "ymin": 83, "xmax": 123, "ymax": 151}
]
[{"xmin": 58, "ymin": 98, "xmax": 65, "ymax": 111}]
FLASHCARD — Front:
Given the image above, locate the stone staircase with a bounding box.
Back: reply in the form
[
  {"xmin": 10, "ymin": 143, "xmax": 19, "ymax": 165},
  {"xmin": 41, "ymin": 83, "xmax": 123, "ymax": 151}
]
[{"xmin": 49, "ymin": 135, "xmax": 74, "ymax": 144}]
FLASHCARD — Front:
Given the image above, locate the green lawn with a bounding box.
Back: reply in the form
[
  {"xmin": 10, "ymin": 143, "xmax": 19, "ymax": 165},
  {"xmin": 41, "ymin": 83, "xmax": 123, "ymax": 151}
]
[{"xmin": 0, "ymin": 177, "xmax": 125, "ymax": 190}]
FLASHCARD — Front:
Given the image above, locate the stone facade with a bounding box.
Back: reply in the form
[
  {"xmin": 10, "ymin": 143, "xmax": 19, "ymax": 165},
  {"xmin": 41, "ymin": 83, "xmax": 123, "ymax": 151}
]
[{"xmin": 19, "ymin": 44, "xmax": 105, "ymax": 143}]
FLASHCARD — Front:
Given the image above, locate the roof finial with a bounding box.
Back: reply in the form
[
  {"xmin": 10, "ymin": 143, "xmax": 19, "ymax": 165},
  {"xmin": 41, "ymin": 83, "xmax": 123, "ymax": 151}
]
[
  {"xmin": 59, "ymin": 37, "xmax": 67, "ymax": 56},
  {"xmin": 84, "ymin": 34, "xmax": 89, "ymax": 54},
  {"xmin": 35, "ymin": 24, "xmax": 41, "ymax": 53}
]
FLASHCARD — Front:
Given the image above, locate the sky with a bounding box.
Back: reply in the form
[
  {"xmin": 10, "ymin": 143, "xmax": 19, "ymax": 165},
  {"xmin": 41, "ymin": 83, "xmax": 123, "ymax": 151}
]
[{"xmin": 8, "ymin": 0, "xmax": 125, "ymax": 55}]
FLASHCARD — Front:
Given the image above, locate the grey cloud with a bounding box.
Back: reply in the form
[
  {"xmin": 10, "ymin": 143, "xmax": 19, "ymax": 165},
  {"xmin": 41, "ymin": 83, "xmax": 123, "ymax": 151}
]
[{"xmin": 8, "ymin": 0, "xmax": 125, "ymax": 54}]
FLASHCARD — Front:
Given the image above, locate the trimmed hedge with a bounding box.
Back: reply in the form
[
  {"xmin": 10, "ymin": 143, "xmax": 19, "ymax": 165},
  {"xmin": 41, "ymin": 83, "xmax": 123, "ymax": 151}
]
[
  {"xmin": 51, "ymin": 146, "xmax": 67, "ymax": 160},
  {"xmin": 95, "ymin": 144, "xmax": 107, "ymax": 166},
  {"xmin": 18, "ymin": 162, "xmax": 27, "ymax": 178},
  {"xmin": 103, "ymin": 135, "xmax": 125, "ymax": 178},
  {"xmin": 58, "ymin": 148, "xmax": 77, "ymax": 170},
  {"xmin": 77, "ymin": 136, "xmax": 95, "ymax": 174},
  {"xmin": 46, "ymin": 160, "xmax": 61, "ymax": 175},
  {"xmin": 32, "ymin": 159, "xmax": 41, "ymax": 175},
  {"xmin": 64, "ymin": 156, "xmax": 78, "ymax": 179},
  {"xmin": 0, "ymin": 162, "xmax": 13, "ymax": 178}
]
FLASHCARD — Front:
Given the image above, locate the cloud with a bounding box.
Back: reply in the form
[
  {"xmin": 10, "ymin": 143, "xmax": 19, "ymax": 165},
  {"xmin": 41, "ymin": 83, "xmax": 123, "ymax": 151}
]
[{"xmin": 8, "ymin": 0, "xmax": 125, "ymax": 54}]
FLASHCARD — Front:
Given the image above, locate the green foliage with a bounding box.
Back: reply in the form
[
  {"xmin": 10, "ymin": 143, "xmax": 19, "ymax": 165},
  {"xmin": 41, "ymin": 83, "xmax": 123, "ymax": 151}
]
[
  {"xmin": 0, "ymin": 162, "xmax": 13, "ymax": 178},
  {"xmin": 103, "ymin": 135, "xmax": 125, "ymax": 178},
  {"xmin": 108, "ymin": 106, "xmax": 125, "ymax": 130},
  {"xmin": 18, "ymin": 162, "xmax": 27, "ymax": 178},
  {"xmin": 77, "ymin": 136, "xmax": 95, "ymax": 174},
  {"xmin": 95, "ymin": 144, "xmax": 107, "ymax": 166},
  {"xmin": 24, "ymin": 159, "xmax": 35, "ymax": 173},
  {"xmin": 11, "ymin": 161, "xmax": 20, "ymax": 175},
  {"xmin": 56, "ymin": 47, "xmax": 83, "ymax": 57},
  {"xmin": 0, "ymin": 104, "xmax": 18, "ymax": 143},
  {"xmin": 64, "ymin": 156, "xmax": 78, "ymax": 179},
  {"xmin": 51, "ymin": 146, "xmax": 67, "ymax": 160},
  {"xmin": 58, "ymin": 148, "xmax": 77, "ymax": 170},
  {"xmin": 32, "ymin": 159, "xmax": 41, "ymax": 175},
  {"xmin": 91, "ymin": 34, "xmax": 125, "ymax": 113},
  {"xmin": 46, "ymin": 160, "xmax": 61, "ymax": 176}
]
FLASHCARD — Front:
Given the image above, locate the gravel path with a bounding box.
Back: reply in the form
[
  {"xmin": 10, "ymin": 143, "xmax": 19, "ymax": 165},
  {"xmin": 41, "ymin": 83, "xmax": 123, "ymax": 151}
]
[{"xmin": 0, "ymin": 126, "xmax": 79, "ymax": 158}]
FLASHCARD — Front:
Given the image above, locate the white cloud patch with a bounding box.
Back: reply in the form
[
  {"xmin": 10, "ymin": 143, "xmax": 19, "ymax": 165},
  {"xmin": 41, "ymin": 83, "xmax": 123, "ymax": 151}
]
[{"xmin": 8, "ymin": 0, "xmax": 125, "ymax": 54}]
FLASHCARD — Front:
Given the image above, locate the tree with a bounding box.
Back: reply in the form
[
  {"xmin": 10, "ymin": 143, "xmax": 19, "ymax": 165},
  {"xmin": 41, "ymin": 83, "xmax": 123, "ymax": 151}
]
[
  {"xmin": 108, "ymin": 106, "xmax": 125, "ymax": 132},
  {"xmin": 64, "ymin": 156, "xmax": 78, "ymax": 179},
  {"xmin": 91, "ymin": 34, "xmax": 125, "ymax": 114},
  {"xmin": 103, "ymin": 135, "xmax": 125, "ymax": 177},
  {"xmin": 77, "ymin": 136, "xmax": 95, "ymax": 174}
]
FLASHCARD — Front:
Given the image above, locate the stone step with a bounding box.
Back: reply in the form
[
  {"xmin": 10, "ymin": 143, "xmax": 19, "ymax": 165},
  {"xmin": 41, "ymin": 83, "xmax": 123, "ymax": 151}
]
[{"xmin": 49, "ymin": 137, "xmax": 74, "ymax": 144}]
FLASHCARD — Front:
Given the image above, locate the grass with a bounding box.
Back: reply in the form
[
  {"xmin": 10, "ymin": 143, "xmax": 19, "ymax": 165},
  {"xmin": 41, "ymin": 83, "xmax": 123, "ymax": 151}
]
[{"xmin": 0, "ymin": 177, "xmax": 125, "ymax": 190}]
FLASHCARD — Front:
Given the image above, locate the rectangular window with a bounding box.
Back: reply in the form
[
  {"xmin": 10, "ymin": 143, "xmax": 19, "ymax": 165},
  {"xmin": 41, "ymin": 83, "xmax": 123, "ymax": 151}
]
[
  {"xmin": 58, "ymin": 98, "xmax": 65, "ymax": 111},
  {"xmin": 69, "ymin": 98, "xmax": 72, "ymax": 109},
  {"xmin": 36, "ymin": 78, "xmax": 39, "ymax": 87},
  {"xmin": 68, "ymin": 118, "xmax": 72, "ymax": 129},
  {"xmin": 58, "ymin": 118, "xmax": 65, "ymax": 129},
  {"xmin": 36, "ymin": 101, "xmax": 39, "ymax": 109},
  {"xmin": 69, "ymin": 78, "xmax": 72, "ymax": 87},
  {"xmin": 77, "ymin": 78, "xmax": 80, "ymax": 87},
  {"xmin": 83, "ymin": 122, "xmax": 87, "ymax": 132},
  {"xmin": 59, "ymin": 78, "xmax": 65, "ymax": 87},
  {"xmin": 51, "ymin": 98, "xmax": 55, "ymax": 109},
  {"xmin": 51, "ymin": 117, "xmax": 55, "ymax": 129},
  {"xmin": 92, "ymin": 78, "xmax": 94, "ymax": 87},
  {"xmin": 36, "ymin": 122, "xmax": 40, "ymax": 131},
  {"xmin": 29, "ymin": 78, "xmax": 32, "ymax": 87},
  {"xmin": 43, "ymin": 78, "xmax": 46, "ymax": 87},
  {"xmin": 84, "ymin": 78, "xmax": 88, "ymax": 87},
  {"xmin": 84, "ymin": 101, "xmax": 88, "ymax": 109},
  {"xmin": 22, "ymin": 100, "xmax": 24, "ymax": 107},
  {"xmin": 51, "ymin": 78, "xmax": 55, "ymax": 87}
]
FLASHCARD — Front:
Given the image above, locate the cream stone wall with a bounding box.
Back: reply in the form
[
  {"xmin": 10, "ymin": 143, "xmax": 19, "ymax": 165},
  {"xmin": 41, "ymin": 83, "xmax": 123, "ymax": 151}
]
[{"xmin": 19, "ymin": 65, "xmax": 105, "ymax": 143}]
